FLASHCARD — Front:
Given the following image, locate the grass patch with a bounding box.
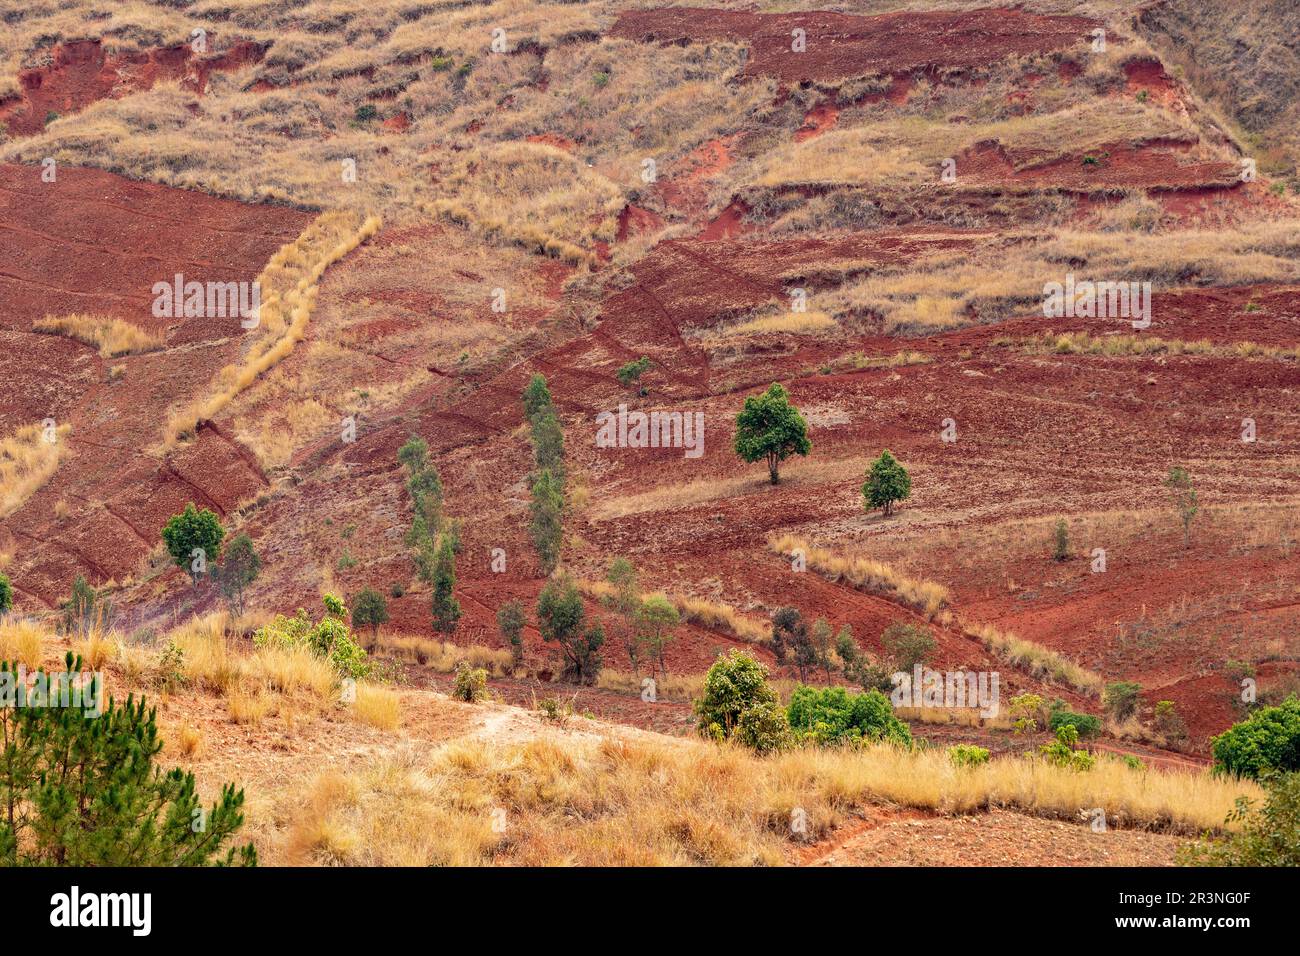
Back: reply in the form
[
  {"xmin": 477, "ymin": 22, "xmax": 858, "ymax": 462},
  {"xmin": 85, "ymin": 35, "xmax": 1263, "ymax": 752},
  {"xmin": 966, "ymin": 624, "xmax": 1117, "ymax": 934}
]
[{"xmin": 32, "ymin": 314, "xmax": 164, "ymax": 357}]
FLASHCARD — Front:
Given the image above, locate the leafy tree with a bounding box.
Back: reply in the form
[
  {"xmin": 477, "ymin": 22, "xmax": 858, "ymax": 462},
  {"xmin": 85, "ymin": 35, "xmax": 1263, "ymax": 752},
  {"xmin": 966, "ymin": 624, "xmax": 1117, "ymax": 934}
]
[
  {"xmin": 834, "ymin": 624, "xmax": 858, "ymax": 670},
  {"xmin": 536, "ymin": 576, "xmax": 603, "ymax": 684},
  {"xmin": 1104, "ymin": 680, "xmax": 1143, "ymax": 721},
  {"xmin": 695, "ymin": 650, "xmax": 783, "ymax": 746},
  {"xmin": 770, "ymin": 606, "xmax": 806, "ymax": 667},
  {"xmin": 809, "ymin": 617, "xmax": 835, "ymax": 681},
  {"xmin": 217, "ymin": 533, "xmax": 261, "ymax": 616},
  {"xmin": 636, "ymin": 593, "xmax": 679, "ymax": 677},
  {"xmin": 1052, "ymin": 518, "xmax": 1070, "ymax": 561},
  {"xmin": 254, "ymin": 594, "xmax": 370, "ymax": 679},
  {"xmin": 862, "ymin": 449, "xmax": 911, "ymax": 517},
  {"xmin": 787, "ymin": 685, "xmax": 913, "ymax": 747},
  {"xmin": 616, "ymin": 356, "xmax": 652, "ymax": 395},
  {"xmin": 1048, "ymin": 709, "xmax": 1102, "ymax": 740},
  {"xmin": 452, "ymin": 661, "xmax": 488, "ymax": 703},
  {"xmin": 880, "ymin": 621, "xmax": 935, "ymax": 672},
  {"xmin": 1165, "ymin": 466, "xmax": 1199, "ymax": 545},
  {"xmin": 1039, "ymin": 723, "xmax": 1096, "ymax": 771},
  {"xmin": 430, "ymin": 536, "xmax": 461, "ymax": 634},
  {"xmin": 161, "ymin": 503, "xmax": 225, "ymax": 585},
  {"xmin": 397, "ymin": 435, "xmax": 429, "ymax": 474},
  {"xmin": 0, "ymin": 653, "xmax": 255, "ymax": 866},
  {"xmin": 530, "ymin": 410, "xmax": 566, "ymax": 477},
  {"xmin": 736, "ymin": 699, "xmax": 792, "ymax": 755},
  {"xmin": 1211, "ymin": 696, "xmax": 1300, "ymax": 779},
  {"xmin": 496, "ymin": 599, "xmax": 526, "ymax": 668},
  {"xmin": 522, "ymin": 373, "xmax": 554, "ymax": 424},
  {"xmin": 601, "ymin": 558, "xmax": 644, "ymax": 673},
  {"xmin": 1179, "ymin": 772, "xmax": 1300, "ymax": 866},
  {"xmin": 733, "ymin": 383, "xmax": 811, "ymax": 484},
  {"xmin": 529, "ymin": 467, "xmax": 565, "ymax": 574},
  {"xmin": 1154, "ymin": 699, "xmax": 1188, "ymax": 746},
  {"xmin": 351, "ymin": 587, "xmax": 389, "ymax": 642},
  {"xmin": 0, "ymin": 572, "xmax": 11, "ymax": 616}
]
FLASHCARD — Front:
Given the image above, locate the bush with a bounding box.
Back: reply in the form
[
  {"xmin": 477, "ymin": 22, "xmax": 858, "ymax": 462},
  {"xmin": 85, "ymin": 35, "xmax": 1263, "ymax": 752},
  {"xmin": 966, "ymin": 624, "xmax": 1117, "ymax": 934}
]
[
  {"xmin": 1154, "ymin": 699, "xmax": 1188, "ymax": 745},
  {"xmin": 161, "ymin": 503, "xmax": 225, "ymax": 585},
  {"xmin": 61, "ymin": 574, "xmax": 110, "ymax": 636},
  {"xmin": 1052, "ymin": 518, "xmax": 1069, "ymax": 561},
  {"xmin": 787, "ymin": 684, "xmax": 912, "ymax": 747},
  {"xmin": 0, "ymin": 653, "xmax": 254, "ymax": 865},
  {"xmin": 695, "ymin": 650, "xmax": 779, "ymax": 743},
  {"xmin": 352, "ymin": 588, "xmax": 389, "ymax": 641},
  {"xmin": 217, "ymin": 533, "xmax": 261, "ymax": 616},
  {"xmin": 452, "ymin": 661, "xmax": 488, "ymax": 703},
  {"xmin": 880, "ymin": 621, "xmax": 936, "ymax": 672},
  {"xmin": 497, "ymin": 599, "xmax": 526, "ymax": 668},
  {"xmin": 1211, "ymin": 697, "xmax": 1300, "ymax": 779},
  {"xmin": 735, "ymin": 699, "xmax": 791, "ymax": 755},
  {"xmin": 1039, "ymin": 724, "xmax": 1096, "ymax": 771},
  {"xmin": 254, "ymin": 594, "xmax": 370, "ymax": 679},
  {"xmin": 1104, "ymin": 681, "xmax": 1143, "ymax": 721},
  {"xmin": 948, "ymin": 744, "xmax": 991, "ymax": 767},
  {"xmin": 529, "ymin": 468, "xmax": 565, "ymax": 574},
  {"xmin": 862, "ymin": 449, "xmax": 912, "ymax": 517},
  {"xmin": 0, "ymin": 572, "xmax": 11, "ymax": 615},
  {"xmin": 616, "ymin": 356, "xmax": 652, "ymax": 395},
  {"xmin": 1179, "ymin": 772, "xmax": 1300, "ymax": 867},
  {"xmin": 1049, "ymin": 708, "xmax": 1102, "ymax": 739},
  {"xmin": 536, "ymin": 576, "xmax": 602, "ymax": 684},
  {"xmin": 1009, "ymin": 693, "xmax": 1046, "ymax": 734},
  {"xmin": 430, "ymin": 536, "xmax": 461, "ymax": 634}
]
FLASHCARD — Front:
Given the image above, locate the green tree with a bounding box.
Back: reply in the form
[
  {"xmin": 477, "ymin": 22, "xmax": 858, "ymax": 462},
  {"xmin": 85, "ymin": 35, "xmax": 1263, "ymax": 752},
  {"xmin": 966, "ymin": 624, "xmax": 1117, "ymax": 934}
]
[
  {"xmin": 1104, "ymin": 680, "xmax": 1143, "ymax": 721},
  {"xmin": 1211, "ymin": 697, "xmax": 1300, "ymax": 779},
  {"xmin": 636, "ymin": 593, "xmax": 680, "ymax": 677},
  {"xmin": 529, "ymin": 467, "xmax": 565, "ymax": 574},
  {"xmin": 217, "ymin": 533, "xmax": 261, "ymax": 617},
  {"xmin": 862, "ymin": 449, "xmax": 912, "ymax": 517},
  {"xmin": 0, "ymin": 572, "xmax": 12, "ymax": 617},
  {"xmin": 770, "ymin": 606, "xmax": 805, "ymax": 667},
  {"xmin": 601, "ymin": 558, "xmax": 644, "ymax": 673},
  {"xmin": 497, "ymin": 599, "xmax": 526, "ymax": 668},
  {"xmin": 254, "ymin": 595, "xmax": 370, "ymax": 680},
  {"xmin": 1052, "ymin": 518, "xmax": 1070, "ymax": 561},
  {"xmin": 834, "ymin": 624, "xmax": 858, "ymax": 669},
  {"xmin": 530, "ymin": 409, "xmax": 566, "ymax": 477},
  {"xmin": 809, "ymin": 616, "xmax": 835, "ymax": 681},
  {"xmin": 61, "ymin": 575, "xmax": 107, "ymax": 636},
  {"xmin": 1179, "ymin": 772, "xmax": 1300, "ymax": 866},
  {"xmin": 787, "ymin": 685, "xmax": 913, "ymax": 747},
  {"xmin": 430, "ymin": 536, "xmax": 461, "ymax": 634},
  {"xmin": 0, "ymin": 653, "xmax": 255, "ymax": 866},
  {"xmin": 161, "ymin": 503, "xmax": 225, "ymax": 585},
  {"xmin": 1165, "ymin": 466, "xmax": 1198, "ymax": 545},
  {"xmin": 616, "ymin": 356, "xmax": 652, "ymax": 396},
  {"xmin": 695, "ymin": 650, "xmax": 783, "ymax": 747},
  {"xmin": 522, "ymin": 373, "xmax": 554, "ymax": 424},
  {"xmin": 536, "ymin": 576, "xmax": 603, "ymax": 684},
  {"xmin": 397, "ymin": 435, "xmax": 429, "ymax": 474},
  {"xmin": 880, "ymin": 621, "xmax": 935, "ymax": 672},
  {"xmin": 733, "ymin": 383, "xmax": 811, "ymax": 484},
  {"xmin": 351, "ymin": 587, "xmax": 389, "ymax": 642}
]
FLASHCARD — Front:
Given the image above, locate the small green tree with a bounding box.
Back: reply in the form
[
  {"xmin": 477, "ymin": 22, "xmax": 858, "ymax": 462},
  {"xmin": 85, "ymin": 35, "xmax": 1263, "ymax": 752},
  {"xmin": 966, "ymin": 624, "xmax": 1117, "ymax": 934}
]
[
  {"xmin": 536, "ymin": 576, "xmax": 603, "ymax": 684},
  {"xmin": 834, "ymin": 624, "xmax": 858, "ymax": 669},
  {"xmin": 161, "ymin": 503, "xmax": 225, "ymax": 585},
  {"xmin": 351, "ymin": 587, "xmax": 389, "ymax": 642},
  {"xmin": 1052, "ymin": 518, "xmax": 1070, "ymax": 561},
  {"xmin": 1154, "ymin": 699, "xmax": 1188, "ymax": 746},
  {"xmin": 496, "ymin": 599, "xmax": 526, "ymax": 669},
  {"xmin": 530, "ymin": 409, "xmax": 566, "ymax": 476},
  {"xmin": 397, "ymin": 434, "xmax": 429, "ymax": 474},
  {"xmin": 0, "ymin": 653, "xmax": 255, "ymax": 866},
  {"xmin": 529, "ymin": 467, "xmax": 565, "ymax": 574},
  {"xmin": 635, "ymin": 593, "xmax": 679, "ymax": 677},
  {"xmin": 601, "ymin": 558, "xmax": 644, "ymax": 673},
  {"xmin": 770, "ymin": 605, "xmax": 805, "ymax": 666},
  {"xmin": 217, "ymin": 533, "xmax": 261, "ymax": 616},
  {"xmin": 862, "ymin": 450, "xmax": 912, "ymax": 517},
  {"xmin": 733, "ymin": 383, "xmax": 811, "ymax": 484},
  {"xmin": 1211, "ymin": 696, "xmax": 1300, "ymax": 779},
  {"xmin": 809, "ymin": 616, "xmax": 835, "ymax": 681},
  {"xmin": 452, "ymin": 661, "xmax": 489, "ymax": 703},
  {"xmin": 522, "ymin": 373, "xmax": 554, "ymax": 424},
  {"xmin": 695, "ymin": 650, "xmax": 783, "ymax": 746},
  {"xmin": 1165, "ymin": 466, "xmax": 1198, "ymax": 545},
  {"xmin": 0, "ymin": 572, "xmax": 12, "ymax": 617},
  {"xmin": 616, "ymin": 356, "xmax": 652, "ymax": 396},
  {"xmin": 1104, "ymin": 680, "xmax": 1143, "ymax": 721},
  {"xmin": 787, "ymin": 685, "xmax": 912, "ymax": 747},
  {"xmin": 430, "ymin": 536, "xmax": 461, "ymax": 634},
  {"xmin": 880, "ymin": 621, "xmax": 935, "ymax": 672},
  {"xmin": 254, "ymin": 595, "xmax": 370, "ymax": 679}
]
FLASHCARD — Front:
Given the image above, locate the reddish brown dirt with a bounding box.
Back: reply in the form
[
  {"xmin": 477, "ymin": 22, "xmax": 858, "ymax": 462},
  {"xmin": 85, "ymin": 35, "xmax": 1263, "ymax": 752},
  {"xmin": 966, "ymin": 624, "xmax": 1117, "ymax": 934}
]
[
  {"xmin": 526, "ymin": 132, "xmax": 578, "ymax": 153},
  {"xmin": 794, "ymin": 102, "xmax": 840, "ymax": 142},
  {"xmin": 0, "ymin": 162, "xmax": 309, "ymax": 609},
  {"xmin": 610, "ymin": 8, "xmax": 1099, "ymax": 85},
  {"xmin": 956, "ymin": 138, "xmax": 1239, "ymax": 192},
  {"xmin": 0, "ymin": 37, "xmax": 265, "ymax": 137},
  {"xmin": 616, "ymin": 203, "xmax": 665, "ymax": 241}
]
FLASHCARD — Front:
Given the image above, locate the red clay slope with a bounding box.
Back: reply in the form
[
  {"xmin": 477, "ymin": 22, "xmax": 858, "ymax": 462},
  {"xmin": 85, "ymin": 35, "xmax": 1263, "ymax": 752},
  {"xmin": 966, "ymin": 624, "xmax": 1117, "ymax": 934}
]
[{"xmin": 610, "ymin": 7, "xmax": 1098, "ymax": 84}]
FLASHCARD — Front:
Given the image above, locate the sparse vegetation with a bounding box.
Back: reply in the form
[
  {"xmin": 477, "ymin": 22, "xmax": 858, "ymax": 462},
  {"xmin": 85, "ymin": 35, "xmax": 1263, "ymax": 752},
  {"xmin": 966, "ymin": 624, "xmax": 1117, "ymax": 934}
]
[
  {"xmin": 733, "ymin": 383, "xmax": 811, "ymax": 485},
  {"xmin": 161, "ymin": 504, "xmax": 225, "ymax": 586}
]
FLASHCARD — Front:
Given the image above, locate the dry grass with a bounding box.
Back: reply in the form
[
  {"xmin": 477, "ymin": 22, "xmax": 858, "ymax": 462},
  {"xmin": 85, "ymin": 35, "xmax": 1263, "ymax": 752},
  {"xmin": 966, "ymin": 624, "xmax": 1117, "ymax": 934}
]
[
  {"xmin": 379, "ymin": 636, "xmax": 514, "ymax": 677},
  {"xmin": 32, "ymin": 314, "xmax": 164, "ymax": 357},
  {"xmin": 767, "ymin": 533, "xmax": 951, "ymax": 619},
  {"xmin": 595, "ymin": 669, "xmax": 704, "ymax": 701},
  {"xmin": 273, "ymin": 731, "xmax": 1258, "ymax": 865},
  {"xmin": 0, "ymin": 422, "xmax": 72, "ymax": 519},
  {"xmin": 351, "ymin": 683, "xmax": 402, "ymax": 730},
  {"xmin": 706, "ymin": 311, "xmax": 839, "ymax": 340},
  {"xmin": 228, "ymin": 689, "xmax": 273, "ymax": 727},
  {"xmin": 966, "ymin": 621, "xmax": 1105, "ymax": 697},
  {"xmin": 997, "ymin": 330, "xmax": 1300, "ymax": 360},
  {"xmin": 578, "ymin": 579, "xmax": 770, "ymax": 645},
  {"xmin": 161, "ymin": 210, "xmax": 382, "ymax": 454},
  {"xmin": 0, "ymin": 618, "xmax": 45, "ymax": 668}
]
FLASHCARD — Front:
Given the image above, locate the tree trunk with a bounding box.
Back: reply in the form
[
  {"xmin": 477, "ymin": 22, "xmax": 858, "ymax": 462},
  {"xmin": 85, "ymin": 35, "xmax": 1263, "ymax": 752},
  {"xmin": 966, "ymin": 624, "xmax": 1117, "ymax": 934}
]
[{"xmin": 768, "ymin": 452, "xmax": 780, "ymax": 484}]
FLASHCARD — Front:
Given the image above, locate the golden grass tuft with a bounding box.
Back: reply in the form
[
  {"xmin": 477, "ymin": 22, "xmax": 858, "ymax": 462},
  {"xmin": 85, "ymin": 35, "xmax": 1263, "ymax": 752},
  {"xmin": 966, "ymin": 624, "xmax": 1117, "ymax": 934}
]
[
  {"xmin": 351, "ymin": 683, "xmax": 402, "ymax": 730},
  {"xmin": 713, "ymin": 311, "xmax": 838, "ymax": 338},
  {"xmin": 578, "ymin": 579, "xmax": 770, "ymax": 645},
  {"xmin": 998, "ymin": 331, "xmax": 1300, "ymax": 361},
  {"xmin": 32, "ymin": 314, "xmax": 164, "ymax": 357},
  {"xmin": 767, "ymin": 533, "xmax": 951, "ymax": 619},
  {"xmin": 0, "ymin": 618, "xmax": 46, "ymax": 669},
  {"xmin": 0, "ymin": 422, "xmax": 72, "ymax": 519},
  {"xmin": 379, "ymin": 637, "xmax": 514, "ymax": 676},
  {"xmin": 966, "ymin": 621, "xmax": 1105, "ymax": 697}
]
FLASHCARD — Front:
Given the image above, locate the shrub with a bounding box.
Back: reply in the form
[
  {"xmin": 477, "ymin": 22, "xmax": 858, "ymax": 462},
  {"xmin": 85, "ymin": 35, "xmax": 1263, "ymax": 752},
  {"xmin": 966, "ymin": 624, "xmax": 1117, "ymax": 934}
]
[
  {"xmin": 733, "ymin": 383, "xmax": 811, "ymax": 484},
  {"xmin": 0, "ymin": 653, "xmax": 254, "ymax": 866},
  {"xmin": 1049, "ymin": 709, "xmax": 1102, "ymax": 739},
  {"xmin": 1154, "ymin": 700, "xmax": 1188, "ymax": 745},
  {"xmin": 787, "ymin": 685, "xmax": 912, "ymax": 747},
  {"xmin": 616, "ymin": 356, "xmax": 652, "ymax": 395},
  {"xmin": 452, "ymin": 661, "xmax": 489, "ymax": 703},
  {"xmin": 254, "ymin": 594, "xmax": 369, "ymax": 680},
  {"xmin": 949, "ymin": 744, "xmax": 991, "ymax": 767},
  {"xmin": 529, "ymin": 468, "xmax": 565, "ymax": 574},
  {"xmin": 635, "ymin": 593, "xmax": 679, "ymax": 677},
  {"xmin": 351, "ymin": 588, "xmax": 389, "ymax": 641},
  {"xmin": 536, "ymin": 576, "xmax": 603, "ymax": 684},
  {"xmin": 1009, "ymin": 693, "xmax": 1046, "ymax": 734},
  {"xmin": 1179, "ymin": 772, "xmax": 1300, "ymax": 867},
  {"xmin": 497, "ymin": 599, "xmax": 526, "ymax": 668},
  {"xmin": 735, "ymin": 699, "xmax": 792, "ymax": 755},
  {"xmin": 881, "ymin": 621, "xmax": 936, "ymax": 672},
  {"xmin": 1104, "ymin": 681, "xmax": 1143, "ymax": 721},
  {"xmin": 61, "ymin": 574, "xmax": 110, "ymax": 636},
  {"xmin": 217, "ymin": 533, "xmax": 261, "ymax": 616},
  {"xmin": 1052, "ymin": 518, "xmax": 1069, "ymax": 561},
  {"xmin": 1165, "ymin": 466, "xmax": 1199, "ymax": 545},
  {"xmin": 522, "ymin": 373, "xmax": 554, "ymax": 424},
  {"xmin": 0, "ymin": 572, "xmax": 11, "ymax": 616},
  {"xmin": 695, "ymin": 650, "xmax": 779, "ymax": 743},
  {"xmin": 1039, "ymin": 724, "xmax": 1096, "ymax": 771},
  {"xmin": 1211, "ymin": 697, "xmax": 1300, "ymax": 779},
  {"xmin": 354, "ymin": 103, "xmax": 378, "ymax": 123},
  {"xmin": 430, "ymin": 536, "xmax": 461, "ymax": 634},
  {"xmin": 161, "ymin": 504, "xmax": 225, "ymax": 585},
  {"xmin": 862, "ymin": 449, "xmax": 911, "ymax": 517}
]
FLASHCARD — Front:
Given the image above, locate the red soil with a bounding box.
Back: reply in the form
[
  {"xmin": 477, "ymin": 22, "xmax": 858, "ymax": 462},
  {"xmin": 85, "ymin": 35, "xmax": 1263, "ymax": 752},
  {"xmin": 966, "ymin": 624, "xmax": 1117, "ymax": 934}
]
[
  {"xmin": 610, "ymin": 7, "xmax": 1098, "ymax": 85},
  {"xmin": 526, "ymin": 132, "xmax": 578, "ymax": 153},
  {"xmin": 794, "ymin": 102, "xmax": 840, "ymax": 142},
  {"xmin": 956, "ymin": 138, "xmax": 1239, "ymax": 192},
  {"xmin": 0, "ymin": 37, "xmax": 265, "ymax": 137}
]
